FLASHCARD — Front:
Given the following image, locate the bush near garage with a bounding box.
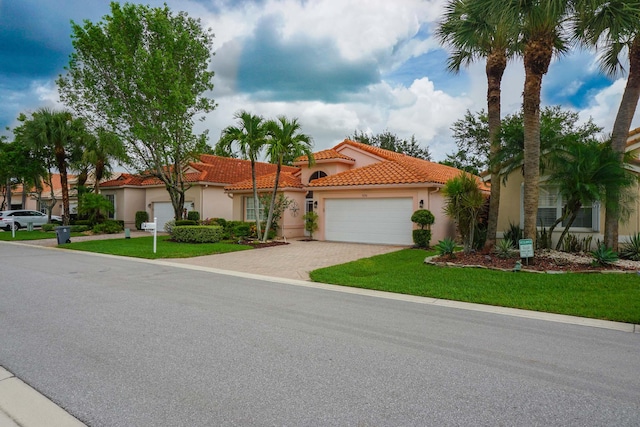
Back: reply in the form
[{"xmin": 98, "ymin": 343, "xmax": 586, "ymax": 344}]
[
  {"xmin": 135, "ymin": 211, "xmax": 149, "ymax": 230},
  {"xmin": 411, "ymin": 209, "xmax": 434, "ymax": 248},
  {"xmin": 175, "ymin": 219, "xmax": 197, "ymax": 226},
  {"xmin": 171, "ymin": 225, "xmax": 223, "ymax": 243},
  {"xmin": 187, "ymin": 210, "xmax": 200, "ymax": 222}
]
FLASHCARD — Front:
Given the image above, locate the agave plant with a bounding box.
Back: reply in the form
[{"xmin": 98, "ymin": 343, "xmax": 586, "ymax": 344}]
[
  {"xmin": 620, "ymin": 233, "xmax": 640, "ymax": 261},
  {"xmin": 590, "ymin": 244, "xmax": 619, "ymax": 266}
]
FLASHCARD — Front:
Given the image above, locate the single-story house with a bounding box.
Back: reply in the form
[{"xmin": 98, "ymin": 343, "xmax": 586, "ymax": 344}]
[
  {"xmin": 99, "ymin": 155, "xmax": 300, "ymax": 231},
  {"xmin": 491, "ymin": 127, "xmax": 640, "ymax": 247}
]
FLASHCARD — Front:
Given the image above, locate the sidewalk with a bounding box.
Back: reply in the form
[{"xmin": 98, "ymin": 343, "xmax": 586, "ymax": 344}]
[{"xmin": 0, "ymin": 367, "xmax": 85, "ymax": 427}]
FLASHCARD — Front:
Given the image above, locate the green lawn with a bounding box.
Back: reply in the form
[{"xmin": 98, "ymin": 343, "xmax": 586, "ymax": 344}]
[
  {"xmin": 309, "ymin": 249, "xmax": 640, "ymax": 324},
  {"xmin": 0, "ymin": 230, "xmax": 84, "ymax": 241},
  {"xmin": 59, "ymin": 235, "xmax": 252, "ymax": 259}
]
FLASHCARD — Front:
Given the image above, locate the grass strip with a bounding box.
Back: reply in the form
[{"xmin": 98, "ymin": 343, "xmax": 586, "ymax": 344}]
[
  {"xmin": 0, "ymin": 230, "xmax": 84, "ymax": 241},
  {"xmin": 59, "ymin": 235, "xmax": 252, "ymax": 259},
  {"xmin": 309, "ymin": 249, "xmax": 640, "ymax": 324}
]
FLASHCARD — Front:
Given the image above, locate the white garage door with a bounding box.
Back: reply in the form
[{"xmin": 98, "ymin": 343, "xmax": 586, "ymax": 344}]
[
  {"xmin": 324, "ymin": 198, "xmax": 413, "ymax": 245},
  {"xmin": 153, "ymin": 202, "xmax": 175, "ymax": 231}
]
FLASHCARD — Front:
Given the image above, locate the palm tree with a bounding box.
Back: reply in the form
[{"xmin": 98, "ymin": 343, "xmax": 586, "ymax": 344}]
[
  {"xmin": 216, "ymin": 111, "xmax": 268, "ymax": 239},
  {"xmin": 442, "ymin": 172, "xmax": 486, "ymax": 253},
  {"xmin": 574, "ymin": 0, "xmax": 640, "ymax": 250},
  {"xmin": 263, "ymin": 116, "xmax": 314, "ymax": 242},
  {"xmin": 437, "ymin": 0, "xmax": 517, "ymax": 250},
  {"xmin": 490, "ymin": 0, "xmax": 573, "ymax": 243},
  {"xmin": 14, "ymin": 108, "xmax": 85, "ymax": 225},
  {"xmin": 546, "ymin": 138, "xmax": 637, "ymax": 250}
]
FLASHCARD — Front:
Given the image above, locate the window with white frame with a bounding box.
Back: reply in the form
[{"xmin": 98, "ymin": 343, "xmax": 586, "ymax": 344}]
[
  {"xmin": 244, "ymin": 196, "xmax": 265, "ymax": 221},
  {"xmin": 533, "ymin": 186, "xmax": 596, "ymax": 230}
]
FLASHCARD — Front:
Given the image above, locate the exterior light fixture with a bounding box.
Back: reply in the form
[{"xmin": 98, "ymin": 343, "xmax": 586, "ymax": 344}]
[
  {"xmin": 314, "ymin": 201, "xmax": 318, "ymax": 209},
  {"xmin": 419, "ymin": 199, "xmax": 424, "ymax": 209}
]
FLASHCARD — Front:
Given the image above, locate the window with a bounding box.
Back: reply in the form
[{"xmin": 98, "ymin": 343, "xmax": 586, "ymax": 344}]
[
  {"xmin": 309, "ymin": 171, "xmax": 327, "ymax": 183},
  {"xmin": 534, "ymin": 186, "xmax": 595, "ymax": 229},
  {"xmin": 244, "ymin": 196, "xmax": 265, "ymax": 221},
  {"xmin": 105, "ymin": 194, "xmax": 115, "ymax": 219}
]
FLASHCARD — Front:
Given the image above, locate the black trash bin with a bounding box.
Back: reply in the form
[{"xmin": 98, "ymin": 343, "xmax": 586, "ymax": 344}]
[{"xmin": 55, "ymin": 226, "xmax": 71, "ymax": 244}]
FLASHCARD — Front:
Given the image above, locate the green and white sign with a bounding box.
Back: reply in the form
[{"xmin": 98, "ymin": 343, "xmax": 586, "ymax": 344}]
[{"xmin": 519, "ymin": 239, "xmax": 534, "ymax": 258}]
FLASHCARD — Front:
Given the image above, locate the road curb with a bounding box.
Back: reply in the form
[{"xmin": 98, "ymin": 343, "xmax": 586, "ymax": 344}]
[{"xmin": 0, "ymin": 367, "xmax": 85, "ymax": 427}]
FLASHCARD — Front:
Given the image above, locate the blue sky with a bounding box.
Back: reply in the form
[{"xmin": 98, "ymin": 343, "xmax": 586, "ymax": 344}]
[{"xmin": 1, "ymin": 0, "xmax": 637, "ymax": 161}]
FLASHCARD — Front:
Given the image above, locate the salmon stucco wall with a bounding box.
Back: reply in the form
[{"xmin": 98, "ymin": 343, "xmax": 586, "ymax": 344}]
[{"xmin": 230, "ymin": 190, "xmax": 306, "ymax": 238}]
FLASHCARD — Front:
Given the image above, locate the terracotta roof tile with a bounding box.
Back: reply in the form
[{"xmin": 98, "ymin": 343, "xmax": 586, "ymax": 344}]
[
  {"xmin": 100, "ymin": 155, "xmax": 300, "ymax": 188},
  {"xmin": 335, "ymin": 139, "xmax": 405, "ymax": 160},
  {"xmin": 296, "ymin": 148, "xmax": 354, "ymax": 163},
  {"xmin": 225, "ymin": 172, "xmax": 303, "ymax": 191}
]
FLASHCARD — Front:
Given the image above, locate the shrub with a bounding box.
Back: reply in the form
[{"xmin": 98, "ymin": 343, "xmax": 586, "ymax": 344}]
[
  {"xmin": 42, "ymin": 223, "xmax": 55, "ymax": 232},
  {"xmin": 303, "ymin": 211, "xmax": 319, "ymax": 240},
  {"xmin": 213, "ymin": 217, "xmax": 227, "ymax": 228},
  {"xmin": 494, "ymin": 239, "xmax": 516, "ymax": 259},
  {"xmin": 92, "ymin": 220, "xmax": 123, "ymax": 234},
  {"xmin": 411, "ymin": 209, "xmax": 434, "ymax": 248},
  {"xmin": 187, "ymin": 210, "xmax": 200, "ymax": 222},
  {"xmin": 172, "ymin": 225, "xmax": 223, "ymax": 243},
  {"xmin": 78, "ymin": 193, "xmax": 114, "ymax": 224},
  {"xmin": 164, "ymin": 220, "xmax": 175, "ymax": 233},
  {"xmin": 73, "ymin": 219, "xmax": 94, "ymax": 227},
  {"xmin": 503, "ymin": 222, "xmax": 523, "ymax": 247},
  {"xmin": 436, "ymin": 237, "xmax": 456, "ymax": 258},
  {"xmin": 620, "ymin": 233, "xmax": 640, "ymax": 261},
  {"xmin": 70, "ymin": 225, "xmax": 90, "ymax": 233},
  {"xmin": 233, "ymin": 223, "xmax": 251, "ymax": 239},
  {"xmin": 412, "ymin": 230, "xmax": 432, "ymax": 248},
  {"xmin": 175, "ymin": 219, "xmax": 197, "ymax": 226},
  {"xmin": 135, "ymin": 211, "xmax": 149, "ymax": 230},
  {"xmin": 590, "ymin": 244, "xmax": 618, "ymax": 266}
]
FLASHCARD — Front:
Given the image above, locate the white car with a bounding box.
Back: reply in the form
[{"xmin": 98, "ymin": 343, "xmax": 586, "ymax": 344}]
[{"xmin": 0, "ymin": 210, "xmax": 63, "ymax": 231}]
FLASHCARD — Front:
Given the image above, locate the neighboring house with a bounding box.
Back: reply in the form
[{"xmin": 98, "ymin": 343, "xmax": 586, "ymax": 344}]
[
  {"xmin": 226, "ymin": 139, "xmax": 484, "ymax": 245},
  {"xmin": 5, "ymin": 174, "xmax": 79, "ymax": 216},
  {"xmin": 491, "ymin": 127, "xmax": 640, "ymax": 247},
  {"xmin": 100, "ymin": 155, "xmax": 299, "ymax": 230}
]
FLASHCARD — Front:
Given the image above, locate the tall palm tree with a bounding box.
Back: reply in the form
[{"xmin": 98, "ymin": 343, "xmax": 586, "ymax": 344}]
[
  {"xmin": 436, "ymin": 0, "xmax": 517, "ymax": 250},
  {"xmin": 216, "ymin": 111, "xmax": 268, "ymax": 239},
  {"xmin": 14, "ymin": 108, "xmax": 85, "ymax": 225},
  {"xmin": 574, "ymin": 0, "xmax": 640, "ymax": 250},
  {"xmin": 263, "ymin": 116, "xmax": 314, "ymax": 242}
]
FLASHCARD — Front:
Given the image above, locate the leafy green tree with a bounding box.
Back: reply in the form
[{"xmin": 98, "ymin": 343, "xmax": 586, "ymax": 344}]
[
  {"xmin": 348, "ymin": 130, "xmax": 431, "ymax": 160},
  {"xmin": 441, "ymin": 110, "xmax": 490, "ymax": 175},
  {"xmin": 13, "ymin": 108, "xmax": 86, "ymax": 224},
  {"xmin": 574, "ymin": 0, "xmax": 640, "ymax": 250},
  {"xmin": 58, "ymin": 2, "xmax": 215, "ymax": 222},
  {"xmin": 437, "ymin": 0, "xmax": 517, "ymax": 250},
  {"xmin": 0, "ymin": 137, "xmax": 47, "ymax": 211},
  {"xmin": 263, "ymin": 116, "xmax": 314, "ymax": 242},
  {"xmin": 442, "ymin": 172, "xmax": 485, "ymax": 254},
  {"xmin": 216, "ymin": 111, "xmax": 268, "ymax": 239},
  {"xmin": 303, "ymin": 211, "xmax": 319, "ymax": 240},
  {"xmin": 494, "ymin": 106, "xmax": 603, "ymax": 183},
  {"xmin": 546, "ymin": 139, "xmax": 637, "ymax": 250}
]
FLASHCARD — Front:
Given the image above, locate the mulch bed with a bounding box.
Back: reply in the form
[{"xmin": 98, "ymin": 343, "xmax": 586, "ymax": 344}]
[
  {"xmin": 427, "ymin": 250, "xmax": 639, "ymax": 273},
  {"xmin": 240, "ymin": 240, "xmax": 289, "ymax": 249}
]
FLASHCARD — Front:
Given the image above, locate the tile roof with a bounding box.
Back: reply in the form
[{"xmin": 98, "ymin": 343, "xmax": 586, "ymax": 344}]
[
  {"xmin": 99, "ymin": 155, "xmax": 300, "ymax": 188},
  {"xmin": 225, "ymin": 172, "xmax": 304, "ymax": 191},
  {"xmin": 295, "ymin": 148, "xmax": 355, "ymax": 163},
  {"xmin": 307, "ymin": 142, "xmax": 488, "ymax": 190}
]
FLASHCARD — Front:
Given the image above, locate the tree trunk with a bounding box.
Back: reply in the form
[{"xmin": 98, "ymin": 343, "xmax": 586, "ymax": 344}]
[
  {"xmin": 484, "ymin": 50, "xmax": 507, "ymax": 250},
  {"xmin": 251, "ymin": 159, "xmax": 262, "ymax": 240},
  {"xmin": 522, "ymin": 38, "xmax": 553, "ymax": 243},
  {"xmin": 56, "ymin": 148, "xmax": 71, "ymax": 226},
  {"xmin": 5, "ymin": 178, "xmax": 12, "ymax": 210},
  {"xmin": 262, "ymin": 161, "xmax": 282, "ymax": 242},
  {"xmin": 604, "ymin": 37, "xmax": 640, "ymax": 251}
]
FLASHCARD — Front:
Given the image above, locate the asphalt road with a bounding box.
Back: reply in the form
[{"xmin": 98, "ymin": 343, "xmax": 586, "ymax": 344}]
[{"xmin": 1, "ymin": 243, "xmax": 639, "ymax": 426}]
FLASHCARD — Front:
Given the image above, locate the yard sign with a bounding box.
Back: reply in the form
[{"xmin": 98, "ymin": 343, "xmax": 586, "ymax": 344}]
[{"xmin": 519, "ymin": 238, "xmax": 534, "ymax": 264}]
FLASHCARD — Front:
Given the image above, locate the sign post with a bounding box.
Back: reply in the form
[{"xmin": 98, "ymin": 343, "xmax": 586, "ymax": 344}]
[
  {"xmin": 141, "ymin": 217, "xmax": 157, "ymax": 253},
  {"xmin": 519, "ymin": 238, "xmax": 534, "ymax": 265}
]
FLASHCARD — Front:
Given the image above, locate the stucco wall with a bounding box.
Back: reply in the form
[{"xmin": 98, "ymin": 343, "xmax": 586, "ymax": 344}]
[{"xmin": 229, "ymin": 190, "xmax": 306, "ymax": 238}]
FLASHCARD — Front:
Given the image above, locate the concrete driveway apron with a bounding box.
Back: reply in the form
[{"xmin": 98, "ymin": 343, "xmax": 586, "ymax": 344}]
[{"xmin": 165, "ymin": 239, "xmax": 404, "ymax": 280}]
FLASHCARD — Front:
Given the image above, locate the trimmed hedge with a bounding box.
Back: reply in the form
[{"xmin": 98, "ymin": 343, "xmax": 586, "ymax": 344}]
[
  {"xmin": 413, "ymin": 229, "xmax": 432, "ymax": 248},
  {"xmin": 135, "ymin": 211, "xmax": 149, "ymax": 230},
  {"xmin": 172, "ymin": 225, "xmax": 224, "ymax": 243},
  {"xmin": 187, "ymin": 210, "xmax": 200, "ymax": 222},
  {"xmin": 175, "ymin": 219, "xmax": 197, "ymax": 226},
  {"xmin": 92, "ymin": 220, "xmax": 123, "ymax": 234}
]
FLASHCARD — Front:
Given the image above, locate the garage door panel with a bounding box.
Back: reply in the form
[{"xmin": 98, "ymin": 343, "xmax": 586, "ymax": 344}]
[{"xmin": 325, "ymin": 198, "xmax": 412, "ymax": 245}]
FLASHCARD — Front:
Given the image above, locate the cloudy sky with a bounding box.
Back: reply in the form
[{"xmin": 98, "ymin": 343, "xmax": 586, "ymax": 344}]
[{"xmin": 1, "ymin": 0, "xmax": 639, "ymax": 162}]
